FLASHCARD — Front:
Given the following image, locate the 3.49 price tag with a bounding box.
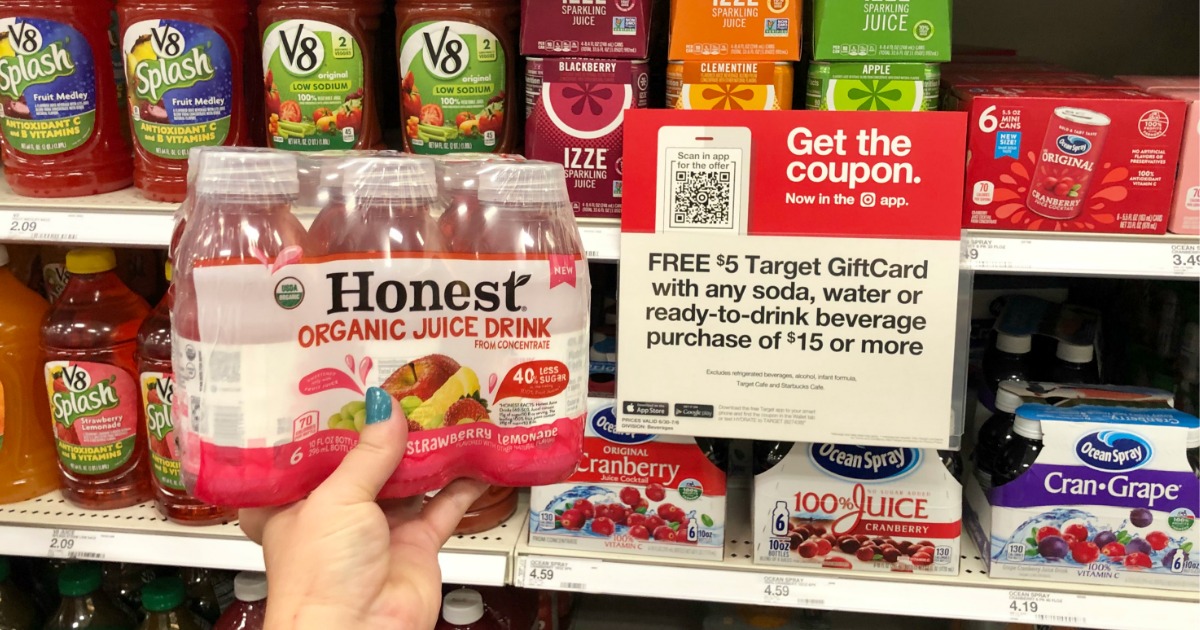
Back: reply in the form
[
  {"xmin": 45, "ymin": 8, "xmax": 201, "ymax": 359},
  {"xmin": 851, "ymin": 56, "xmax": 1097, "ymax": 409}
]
[{"xmin": 1171, "ymin": 244, "xmax": 1200, "ymax": 275}]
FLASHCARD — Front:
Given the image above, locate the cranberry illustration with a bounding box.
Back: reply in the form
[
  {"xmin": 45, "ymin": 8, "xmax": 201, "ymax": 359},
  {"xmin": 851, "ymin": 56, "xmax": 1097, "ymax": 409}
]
[
  {"xmin": 854, "ymin": 534, "xmax": 871, "ymax": 543},
  {"xmin": 593, "ymin": 503, "xmax": 611, "ymax": 520},
  {"xmin": 1042, "ymin": 176, "xmax": 1058, "ymax": 191},
  {"xmin": 809, "ymin": 524, "xmax": 827, "ymax": 536},
  {"xmin": 1101, "ymin": 542, "xmax": 1126, "ymax": 559},
  {"xmin": 573, "ymin": 499, "xmax": 595, "ymax": 520},
  {"xmin": 629, "ymin": 525, "xmax": 649, "ymax": 540},
  {"xmin": 590, "ymin": 516, "xmax": 615, "ymax": 537},
  {"xmin": 1124, "ymin": 552, "xmax": 1153, "ymax": 569},
  {"xmin": 882, "ymin": 548, "xmax": 901, "ymax": 563},
  {"xmin": 652, "ymin": 525, "xmax": 676, "ymax": 542},
  {"xmin": 644, "ymin": 515, "xmax": 666, "ymax": 531},
  {"xmin": 838, "ymin": 537, "xmax": 861, "ymax": 554},
  {"xmin": 897, "ymin": 541, "xmax": 913, "ymax": 554},
  {"xmin": 855, "ymin": 546, "xmax": 876, "ymax": 562},
  {"xmin": 916, "ymin": 540, "xmax": 934, "ymax": 548},
  {"xmin": 607, "ymin": 504, "xmax": 629, "ymax": 525},
  {"xmin": 788, "ymin": 532, "xmax": 805, "ymax": 550},
  {"xmin": 872, "ymin": 537, "xmax": 887, "ymax": 546},
  {"xmin": 814, "ymin": 538, "xmax": 832, "ymax": 556},
  {"xmin": 645, "ymin": 483, "xmax": 666, "ymax": 502},
  {"xmin": 619, "ymin": 486, "xmax": 641, "ymax": 506},
  {"xmin": 797, "ymin": 540, "xmax": 818, "ymax": 558},
  {"xmin": 1130, "ymin": 508, "xmax": 1153, "ymax": 528},
  {"xmin": 560, "ymin": 508, "xmax": 585, "ymax": 530},
  {"xmin": 1146, "ymin": 531, "xmax": 1169, "ymax": 551},
  {"xmin": 626, "ymin": 512, "xmax": 646, "ymax": 528},
  {"xmin": 1063, "ymin": 523, "xmax": 1090, "ymax": 543},
  {"xmin": 792, "ymin": 526, "xmax": 811, "ymax": 540},
  {"xmin": 1071, "ymin": 541, "xmax": 1100, "ymax": 564},
  {"xmin": 657, "ymin": 503, "xmax": 682, "ymax": 523},
  {"xmin": 635, "ymin": 498, "xmax": 649, "ymax": 512},
  {"xmin": 1036, "ymin": 526, "xmax": 1062, "ymax": 542},
  {"xmin": 910, "ymin": 553, "xmax": 934, "ymax": 567},
  {"xmin": 1053, "ymin": 181, "xmax": 1071, "ymax": 196},
  {"xmin": 1062, "ymin": 534, "xmax": 1078, "ymax": 546}
]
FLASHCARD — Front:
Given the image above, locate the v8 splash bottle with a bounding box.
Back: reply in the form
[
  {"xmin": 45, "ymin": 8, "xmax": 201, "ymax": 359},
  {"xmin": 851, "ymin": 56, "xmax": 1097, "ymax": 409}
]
[
  {"xmin": 0, "ymin": 1, "xmax": 134, "ymax": 197},
  {"xmin": 138, "ymin": 263, "xmax": 234, "ymax": 525},
  {"xmin": 41, "ymin": 248, "xmax": 151, "ymax": 510},
  {"xmin": 117, "ymin": 0, "xmax": 252, "ymax": 203}
]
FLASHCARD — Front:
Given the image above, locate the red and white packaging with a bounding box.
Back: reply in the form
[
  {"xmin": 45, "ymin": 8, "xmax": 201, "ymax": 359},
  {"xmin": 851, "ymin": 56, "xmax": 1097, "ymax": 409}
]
[
  {"xmin": 1117, "ymin": 78, "xmax": 1200, "ymax": 234},
  {"xmin": 753, "ymin": 442, "xmax": 962, "ymax": 574},
  {"xmin": 956, "ymin": 87, "xmax": 1187, "ymax": 234},
  {"xmin": 529, "ymin": 400, "xmax": 727, "ymax": 560},
  {"xmin": 525, "ymin": 58, "xmax": 649, "ymax": 218},
  {"xmin": 172, "ymin": 150, "xmax": 590, "ymax": 507}
]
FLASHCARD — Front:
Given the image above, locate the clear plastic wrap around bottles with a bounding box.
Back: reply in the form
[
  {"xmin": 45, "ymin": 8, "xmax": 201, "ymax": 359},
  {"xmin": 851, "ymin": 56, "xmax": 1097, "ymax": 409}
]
[{"xmin": 171, "ymin": 148, "xmax": 590, "ymax": 507}]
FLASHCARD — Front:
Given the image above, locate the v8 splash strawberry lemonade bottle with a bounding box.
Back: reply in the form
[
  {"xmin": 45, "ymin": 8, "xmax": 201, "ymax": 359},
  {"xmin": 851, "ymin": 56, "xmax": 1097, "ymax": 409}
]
[
  {"xmin": 41, "ymin": 248, "xmax": 152, "ymax": 509},
  {"xmin": 171, "ymin": 148, "xmax": 308, "ymax": 505},
  {"xmin": 117, "ymin": 0, "xmax": 253, "ymax": 203},
  {"xmin": 138, "ymin": 263, "xmax": 234, "ymax": 524},
  {"xmin": 0, "ymin": 1, "xmax": 134, "ymax": 197}
]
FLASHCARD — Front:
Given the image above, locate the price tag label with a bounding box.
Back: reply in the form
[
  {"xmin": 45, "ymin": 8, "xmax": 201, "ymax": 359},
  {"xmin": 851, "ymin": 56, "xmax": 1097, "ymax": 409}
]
[
  {"xmin": 962, "ymin": 237, "xmax": 1023, "ymax": 271},
  {"xmin": 758, "ymin": 575, "xmax": 830, "ymax": 608},
  {"xmin": 1003, "ymin": 590, "xmax": 1082, "ymax": 626},
  {"xmin": 45, "ymin": 529, "xmax": 109, "ymax": 561},
  {"xmin": 0, "ymin": 211, "xmax": 60, "ymax": 241},
  {"xmin": 579, "ymin": 225, "xmax": 620, "ymax": 261},
  {"xmin": 520, "ymin": 557, "xmax": 600, "ymax": 591},
  {"xmin": 1170, "ymin": 243, "xmax": 1200, "ymax": 276}
]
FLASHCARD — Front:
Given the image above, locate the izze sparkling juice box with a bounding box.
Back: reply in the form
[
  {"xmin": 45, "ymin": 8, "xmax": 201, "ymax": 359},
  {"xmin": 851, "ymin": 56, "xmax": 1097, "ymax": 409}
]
[
  {"xmin": 966, "ymin": 405, "xmax": 1199, "ymax": 590},
  {"xmin": 519, "ymin": 0, "xmax": 654, "ymax": 58},
  {"xmin": 754, "ymin": 442, "xmax": 962, "ymax": 574},
  {"xmin": 529, "ymin": 401, "xmax": 727, "ymax": 560},
  {"xmin": 668, "ymin": 0, "xmax": 801, "ymax": 61},
  {"xmin": 810, "ymin": 0, "xmax": 952, "ymax": 62},
  {"xmin": 525, "ymin": 58, "xmax": 648, "ymax": 218},
  {"xmin": 957, "ymin": 87, "xmax": 1187, "ymax": 234}
]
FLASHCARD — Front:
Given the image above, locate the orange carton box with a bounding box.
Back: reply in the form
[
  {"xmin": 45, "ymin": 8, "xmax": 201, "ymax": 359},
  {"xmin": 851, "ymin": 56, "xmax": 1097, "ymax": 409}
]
[{"xmin": 669, "ymin": 0, "xmax": 801, "ymax": 61}]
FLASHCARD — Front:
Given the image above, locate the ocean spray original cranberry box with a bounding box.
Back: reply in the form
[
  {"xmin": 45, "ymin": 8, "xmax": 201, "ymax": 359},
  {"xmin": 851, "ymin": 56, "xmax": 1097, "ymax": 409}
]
[
  {"xmin": 529, "ymin": 401, "xmax": 727, "ymax": 560},
  {"xmin": 520, "ymin": 0, "xmax": 654, "ymax": 58},
  {"xmin": 965, "ymin": 405, "xmax": 1199, "ymax": 590},
  {"xmin": 525, "ymin": 58, "xmax": 648, "ymax": 218},
  {"xmin": 956, "ymin": 87, "xmax": 1187, "ymax": 234},
  {"xmin": 754, "ymin": 443, "xmax": 962, "ymax": 574}
]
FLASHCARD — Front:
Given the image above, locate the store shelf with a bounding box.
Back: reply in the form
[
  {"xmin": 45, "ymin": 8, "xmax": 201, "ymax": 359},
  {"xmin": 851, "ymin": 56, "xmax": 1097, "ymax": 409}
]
[
  {"xmin": 0, "ymin": 490, "xmax": 523, "ymax": 586},
  {"xmin": 515, "ymin": 503, "xmax": 1199, "ymax": 630},
  {"xmin": 961, "ymin": 230, "xmax": 1200, "ymax": 279},
  {"xmin": 0, "ymin": 182, "xmax": 176, "ymax": 247}
]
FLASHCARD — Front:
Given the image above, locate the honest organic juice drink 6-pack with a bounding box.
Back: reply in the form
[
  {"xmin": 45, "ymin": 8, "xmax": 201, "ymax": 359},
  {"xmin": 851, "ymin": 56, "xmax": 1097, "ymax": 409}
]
[
  {"xmin": 524, "ymin": 58, "xmax": 647, "ymax": 218},
  {"xmin": 172, "ymin": 149, "xmax": 590, "ymax": 506},
  {"xmin": 666, "ymin": 61, "xmax": 793, "ymax": 110},
  {"xmin": 810, "ymin": 0, "xmax": 952, "ymax": 62},
  {"xmin": 957, "ymin": 87, "xmax": 1186, "ymax": 234},
  {"xmin": 519, "ymin": 0, "xmax": 654, "ymax": 58},
  {"xmin": 668, "ymin": 0, "xmax": 801, "ymax": 61}
]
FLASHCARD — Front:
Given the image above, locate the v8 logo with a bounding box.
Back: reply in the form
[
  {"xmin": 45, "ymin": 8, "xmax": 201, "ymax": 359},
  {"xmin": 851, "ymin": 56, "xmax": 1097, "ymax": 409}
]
[
  {"xmin": 149, "ymin": 23, "xmax": 185, "ymax": 59},
  {"xmin": 59, "ymin": 364, "xmax": 91, "ymax": 392},
  {"xmin": 7, "ymin": 21, "xmax": 43, "ymax": 55},
  {"xmin": 419, "ymin": 24, "xmax": 466, "ymax": 80},
  {"xmin": 277, "ymin": 22, "xmax": 324, "ymax": 76}
]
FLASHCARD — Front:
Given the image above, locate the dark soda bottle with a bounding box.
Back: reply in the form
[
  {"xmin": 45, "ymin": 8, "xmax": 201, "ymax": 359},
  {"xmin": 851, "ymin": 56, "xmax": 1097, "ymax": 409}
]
[
  {"xmin": 45, "ymin": 563, "xmax": 136, "ymax": 630},
  {"xmin": 1051, "ymin": 341, "xmax": 1099, "ymax": 384},
  {"xmin": 992, "ymin": 415, "xmax": 1044, "ymax": 487},
  {"xmin": 137, "ymin": 577, "xmax": 209, "ymax": 630},
  {"xmin": 972, "ymin": 384, "xmax": 1023, "ymax": 491}
]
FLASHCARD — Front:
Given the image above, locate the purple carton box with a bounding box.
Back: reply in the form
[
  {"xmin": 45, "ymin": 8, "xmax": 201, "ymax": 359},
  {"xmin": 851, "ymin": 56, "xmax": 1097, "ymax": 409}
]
[{"xmin": 520, "ymin": 0, "xmax": 654, "ymax": 58}]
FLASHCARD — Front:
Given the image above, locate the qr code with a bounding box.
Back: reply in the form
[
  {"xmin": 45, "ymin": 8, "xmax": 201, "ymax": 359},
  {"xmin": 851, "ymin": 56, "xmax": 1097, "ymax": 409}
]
[{"xmin": 670, "ymin": 167, "xmax": 735, "ymax": 230}]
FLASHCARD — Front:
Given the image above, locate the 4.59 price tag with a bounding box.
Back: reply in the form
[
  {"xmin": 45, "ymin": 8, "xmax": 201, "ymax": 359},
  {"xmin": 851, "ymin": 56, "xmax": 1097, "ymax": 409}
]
[{"xmin": 520, "ymin": 557, "xmax": 601, "ymax": 592}]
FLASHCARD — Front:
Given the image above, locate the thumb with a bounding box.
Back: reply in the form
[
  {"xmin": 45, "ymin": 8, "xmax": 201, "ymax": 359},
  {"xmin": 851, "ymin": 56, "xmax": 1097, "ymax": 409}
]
[{"xmin": 314, "ymin": 387, "xmax": 408, "ymax": 505}]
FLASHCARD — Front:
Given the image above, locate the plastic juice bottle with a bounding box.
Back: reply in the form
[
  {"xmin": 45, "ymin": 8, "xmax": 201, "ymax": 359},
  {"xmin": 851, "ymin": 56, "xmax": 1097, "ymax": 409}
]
[
  {"xmin": 437, "ymin": 589, "xmax": 499, "ymax": 630},
  {"xmin": 41, "ymin": 247, "xmax": 152, "ymax": 510},
  {"xmin": 320, "ymin": 155, "xmax": 443, "ymax": 254},
  {"xmin": 45, "ymin": 563, "xmax": 136, "ymax": 630},
  {"xmin": 102, "ymin": 564, "xmax": 157, "ymax": 619},
  {"xmin": 435, "ymin": 154, "xmax": 503, "ymax": 252},
  {"xmin": 171, "ymin": 149, "xmax": 307, "ymax": 502},
  {"xmin": 972, "ymin": 384, "xmax": 1023, "ymax": 491},
  {"xmin": 0, "ymin": 1, "xmax": 133, "ymax": 197},
  {"xmin": 259, "ymin": 0, "xmax": 384, "ymax": 152},
  {"xmin": 180, "ymin": 568, "xmax": 232, "ymax": 625},
  {"xmin": 992, "ymin": 415, "xmax": 1044, "ymax": 487},
  {"xmin": 0, "ymin": 557, "xmax": 41, "ymax": 630},
  {"xmin": 38, "ymin": 247, "xmax": 70, "ymax": 304},
  {"xmin": 473, "ymin": 162, "xmax": 583, "ymax": 257},
  {"xmin": 212, "ymin": 572, "xmax": 265, "ymax": 630},
  {"xmin": 395, "ymin": 0, "xmax": 520, "ymax": 155},
  {"xmin": 136, "ymin": 577, "xmax": 208, "ymax": 630},
  {"xmin": 116, "ymin": 0, "xmax": 251, "ymax": 203},
  {"xmin": 0, "ymin": 245, "xmax": 60, "ymax": 504},
  {"xmin": 982, "ymin": 332, "xmax": 1032, "ymax": 395},
  {"xmin": 139, "ymin": 264, "xmax": 234, "ymax": 525},
  {"xmin": 1051, "ymin": 341, "xmax": 1100, "ymax": 384}
]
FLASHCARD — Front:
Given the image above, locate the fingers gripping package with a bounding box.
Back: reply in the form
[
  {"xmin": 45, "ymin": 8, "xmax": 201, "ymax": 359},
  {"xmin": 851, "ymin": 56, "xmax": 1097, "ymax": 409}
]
[{"xmin": 171, "ymin": 148, "xmax": 591, "ymax": 506}]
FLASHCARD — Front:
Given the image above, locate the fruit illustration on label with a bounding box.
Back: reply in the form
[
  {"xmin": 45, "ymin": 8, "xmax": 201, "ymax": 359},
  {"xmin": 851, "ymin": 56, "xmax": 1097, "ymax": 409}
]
[
  {"xmin": 373, "ymin": 354, "xmax": 489, "ymax": 432},
  {"xmin": 141, "ymin": 372, "xmax": 183, "ymax": 489}
]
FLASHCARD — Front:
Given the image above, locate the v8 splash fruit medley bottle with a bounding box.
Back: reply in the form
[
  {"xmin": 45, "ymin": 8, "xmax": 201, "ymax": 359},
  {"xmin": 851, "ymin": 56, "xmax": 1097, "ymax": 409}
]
[
  {"xmin": 0, "ymin": 1, "xmax": 133, "ymax": 197},
  {"xmin": 396, "ymin": 0, "xmax": 519, "ymax": 155},
  {"xmin": 41, "ymin": 248, "xmax": 152, "ymax": 510},
  {"xmin": 139, "ymin": 262, "xmax": 234, "ymax": 525},
  {"xmin": 259, "ymin": 0, "xmax": 384, "ymax": 152},
  {"xmin": 0, "ymin": 244, "xmax": 60, "ymax": 504},
  {"xmin": 117, "ymin": 0, "xmax": 253, "ymax": 203}
]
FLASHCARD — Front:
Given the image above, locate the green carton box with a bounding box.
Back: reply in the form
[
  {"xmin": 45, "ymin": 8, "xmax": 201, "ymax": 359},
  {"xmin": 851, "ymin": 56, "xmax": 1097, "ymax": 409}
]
[
  {"xmin": 811, "ymin": 0, "xmax": 952, "ymax": 62},
  {"xmin": 806, "ymin": 62, "xmax": 940, "ymax": 111}
]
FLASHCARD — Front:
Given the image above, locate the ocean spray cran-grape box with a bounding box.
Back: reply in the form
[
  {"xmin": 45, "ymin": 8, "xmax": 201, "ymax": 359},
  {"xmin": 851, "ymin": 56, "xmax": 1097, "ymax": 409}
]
[
  {"xmin": 754, "ymin": 442, "xmax": 962, "ymax": 574},
  {"xmin": 520, "ymin": 0, "xmax": 654, "ymax": 58},
  {"xmin": 966, "ymin": 405, "xmax": 1199, "ymax": 590},
  {"xmin": 529, "ymin": 401, "xmax": 727, "ymax": 560},
  {"xmin": 956, "ymin": 87, "xmax": 1186, "ymax": 234}
]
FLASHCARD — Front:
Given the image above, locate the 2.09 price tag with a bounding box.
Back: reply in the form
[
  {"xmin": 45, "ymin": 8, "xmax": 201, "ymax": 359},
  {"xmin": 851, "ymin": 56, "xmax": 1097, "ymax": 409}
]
[{"xmin": 44, "ymin": 528, "xmax": 108, "ymax": 561}]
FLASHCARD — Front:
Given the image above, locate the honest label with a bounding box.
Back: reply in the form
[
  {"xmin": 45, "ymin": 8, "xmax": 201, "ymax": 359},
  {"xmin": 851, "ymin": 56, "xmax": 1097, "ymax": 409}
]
[
  {"xmin": 617, "ymin": 110, "xmax": 967, "ymax": 446},
  {"xmin": 0, "ymin": 17, "xmax": 98, "ymax": 155}
]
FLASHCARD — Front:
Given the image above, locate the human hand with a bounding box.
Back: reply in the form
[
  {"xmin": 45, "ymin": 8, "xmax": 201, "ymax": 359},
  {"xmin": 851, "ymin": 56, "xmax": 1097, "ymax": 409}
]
[{"xmin": 240, "ymin": 387, "xmax": 489, "ymax": 630}]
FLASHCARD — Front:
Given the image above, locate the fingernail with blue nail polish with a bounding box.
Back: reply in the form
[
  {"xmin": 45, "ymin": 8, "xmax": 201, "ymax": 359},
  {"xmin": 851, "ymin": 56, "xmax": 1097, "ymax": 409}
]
[{"xmin": 365, "ymin": 387, "xmax": 392, "ymax": 425}]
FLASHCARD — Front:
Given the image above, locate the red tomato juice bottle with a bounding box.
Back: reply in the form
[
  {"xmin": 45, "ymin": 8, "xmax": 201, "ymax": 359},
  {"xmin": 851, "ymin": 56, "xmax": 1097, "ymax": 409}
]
[
  {"xmin": 212, "ymin": 572, "xmax": 266, "ymax": 630},
  {"xmin": 258, "ymin": 0, "xmax": 385, "ymax": 152},
  {"xmin": 117, "ymin": 0, "xmax": 252, "ymax": 203},
  {"xmin": 171, "ymin": 148, "xmax": 308, "ymax": 505},
  {"xmin": 41, "ymin": 248, "xmax": 152, "ymax": 510},
  {"xmin": 0, "ymin": 1, "xmax": 134, "ymax": 197},
  {"xmin": 138, "ymin": 263, "xmax": 235, "ymax": 525}
]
